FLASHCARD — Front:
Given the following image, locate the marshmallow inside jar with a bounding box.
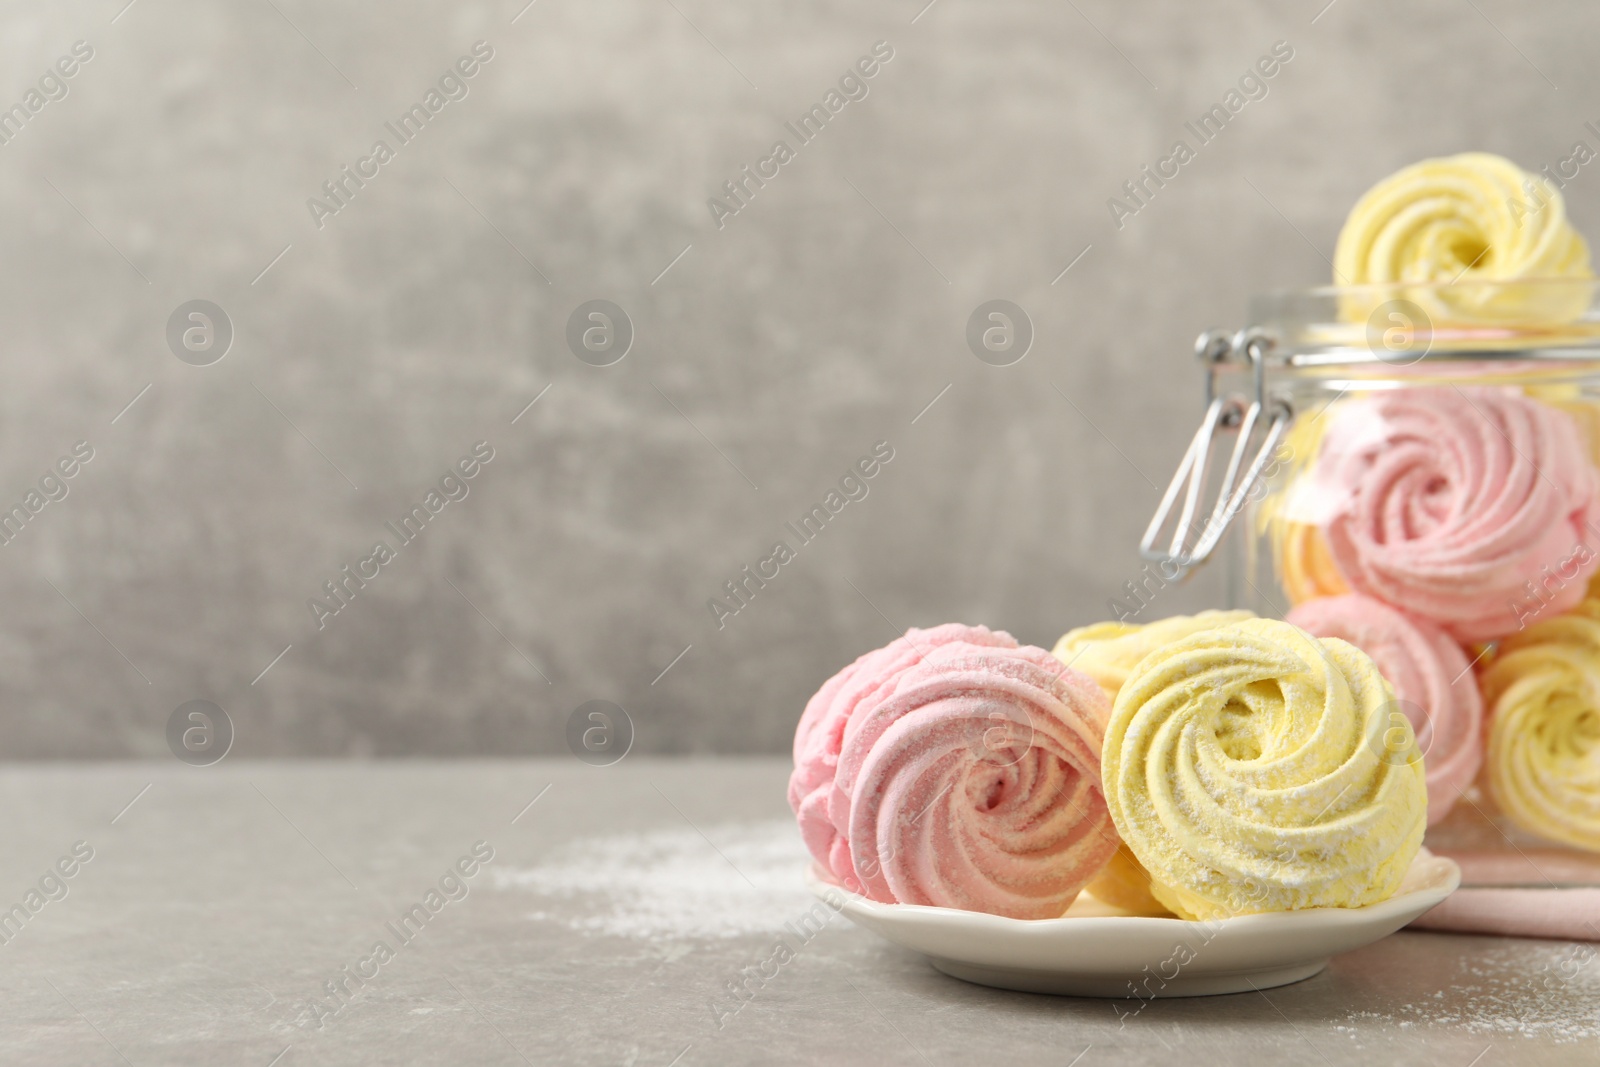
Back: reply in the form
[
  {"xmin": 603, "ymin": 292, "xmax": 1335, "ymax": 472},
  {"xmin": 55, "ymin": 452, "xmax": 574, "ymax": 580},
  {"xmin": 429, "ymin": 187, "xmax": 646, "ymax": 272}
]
[{"xmin": 1143, "ymin": 152, "xmax": 1600, "ymax": 881}]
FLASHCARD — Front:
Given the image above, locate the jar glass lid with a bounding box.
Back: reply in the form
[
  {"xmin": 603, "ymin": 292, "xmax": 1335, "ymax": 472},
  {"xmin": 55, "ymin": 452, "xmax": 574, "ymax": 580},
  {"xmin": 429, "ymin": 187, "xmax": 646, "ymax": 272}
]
[{"xmin": 1247, "ymin": 279, "xmax": 1600, "ymax": 367}]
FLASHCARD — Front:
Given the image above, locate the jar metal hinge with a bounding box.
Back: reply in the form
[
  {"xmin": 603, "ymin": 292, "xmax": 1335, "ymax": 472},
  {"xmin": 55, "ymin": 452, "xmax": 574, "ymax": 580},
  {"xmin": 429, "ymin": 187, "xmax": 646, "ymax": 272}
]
[{"xmin": 1139, "ymin": 329, "xmax": 1295, "ymax": 572}]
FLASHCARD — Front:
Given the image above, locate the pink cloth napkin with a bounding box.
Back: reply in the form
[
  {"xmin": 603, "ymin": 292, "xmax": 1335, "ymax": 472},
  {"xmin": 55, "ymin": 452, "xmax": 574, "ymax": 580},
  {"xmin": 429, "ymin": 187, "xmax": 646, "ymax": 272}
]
[
  {"xmin": 1411, "ymin": 888, "xmax": 1600, "ymax": 941},
  {"xmin": 1409, "ymin": 851, "xmax": 1600, "ymax": 941}
]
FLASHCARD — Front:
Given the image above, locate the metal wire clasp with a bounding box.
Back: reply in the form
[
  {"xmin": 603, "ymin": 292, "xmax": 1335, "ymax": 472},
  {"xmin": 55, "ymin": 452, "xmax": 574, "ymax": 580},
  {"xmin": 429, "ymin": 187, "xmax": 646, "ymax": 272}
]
[{"xmin": 1139, "ymin": 329, "xmax": 1294, "ymax": 572}]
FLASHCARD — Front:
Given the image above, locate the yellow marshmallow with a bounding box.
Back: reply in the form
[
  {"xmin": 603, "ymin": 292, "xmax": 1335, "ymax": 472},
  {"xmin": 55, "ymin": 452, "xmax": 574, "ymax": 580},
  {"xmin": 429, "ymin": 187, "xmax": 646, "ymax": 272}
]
[
  {"xmin": 1278, "ymin": 522, "xmax": 1350, "ymax": 605},
  {"xmin": 1052, "ymin": 611, "xmax": 1256, "ymax": 701},
  {"xmin": 1053, "ymin": 611, "xmax": 1254, "ymax": 917},
  {"xmin": 1335, "ymin": 152, "xmax": 1592, "ymax": 323},
  {"xmin": 1256, "ymin": 409, "xmax": 1349, "ymax": 604},
  {"xmin": 1084, "ymin": 843, "xmax": 1173, "ymax": 917},
  {"xmin": 1480, "ymin": 587, "xmax": 1600, "ymax": 853},
  {"xmin": 1103, "ymin": 618, "xmax": 1428, "ymax": 920}
]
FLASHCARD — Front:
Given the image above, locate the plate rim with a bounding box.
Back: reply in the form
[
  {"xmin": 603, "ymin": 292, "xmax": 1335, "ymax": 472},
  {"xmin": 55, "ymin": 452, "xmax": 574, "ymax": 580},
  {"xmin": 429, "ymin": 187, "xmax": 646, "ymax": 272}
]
[{"xmin": 803, "ymin": 850, "xmax": 1461, "ymax": 932}]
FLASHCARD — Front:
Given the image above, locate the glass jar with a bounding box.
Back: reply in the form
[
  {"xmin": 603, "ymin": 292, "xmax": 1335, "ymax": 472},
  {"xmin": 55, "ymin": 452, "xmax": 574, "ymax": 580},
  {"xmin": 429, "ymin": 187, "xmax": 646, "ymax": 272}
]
[{"xmin": 1145, "ymin": 279, "xmax": 1600, "ymax": 881}]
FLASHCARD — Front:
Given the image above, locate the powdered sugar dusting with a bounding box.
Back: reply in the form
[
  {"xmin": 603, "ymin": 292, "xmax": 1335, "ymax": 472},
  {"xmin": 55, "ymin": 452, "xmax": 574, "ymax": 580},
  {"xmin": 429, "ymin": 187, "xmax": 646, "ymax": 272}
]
[
  {"xmin": 1345, "ymin": 940, "xmax": 1600, "ymax": 1043},
  {"xmin": 490, "ymin": 819, "xmax": 814, "ymax": 939}
]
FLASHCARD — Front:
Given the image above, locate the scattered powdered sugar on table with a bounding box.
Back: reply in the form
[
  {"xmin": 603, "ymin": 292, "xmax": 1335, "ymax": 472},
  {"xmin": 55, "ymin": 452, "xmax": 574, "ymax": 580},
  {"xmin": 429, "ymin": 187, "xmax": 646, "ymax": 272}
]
[
  {"xmin": 490, "ymin": 818, "xmax": 817, "ymax": 939},
  {"xmin": 1345, "ymin": 940, "xmax": 1600, "ymax": 1042}
]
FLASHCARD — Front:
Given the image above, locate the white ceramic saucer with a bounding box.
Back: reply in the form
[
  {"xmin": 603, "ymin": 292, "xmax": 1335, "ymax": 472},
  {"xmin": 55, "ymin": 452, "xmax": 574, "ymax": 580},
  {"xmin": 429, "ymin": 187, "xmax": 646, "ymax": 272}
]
[{"xmin": 805, "ymin": 850, "xmax": 1459, "ymax": 998}]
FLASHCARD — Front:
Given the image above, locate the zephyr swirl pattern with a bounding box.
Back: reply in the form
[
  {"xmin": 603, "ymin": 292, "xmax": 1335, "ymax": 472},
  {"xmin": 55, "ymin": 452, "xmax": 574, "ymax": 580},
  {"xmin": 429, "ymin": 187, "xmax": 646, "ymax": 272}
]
[
  {"xmin": 1287, "ymin": 594, "xmax": 1482, "ymax": 824},
  {"xmin": 1050, "ymin": 611, "xmax": 1255, "ymax": 917},
  {"xmin": 1480, "ymin": 596, "xmax": 1600, "ymax": 853},
  {"xmin": 1104, "ymin": 618, "xmax": 1427, "ymax": 920},
  {"xmin": 1333, "ymin": 152, "xmax": 1593, "ymax": 323},
  {"xmin": 789, "ymin": 623, "xmax": 1013, "ymax": 893},
  {"xmin": 1050, "ymin": 610, "xmax": 1256, "ymax": 702},
  {"xmin": 798, "ymin": 634, "xmax": 1115, "ymax": 919},
  {"xmin": 1278, "ymin": 522, "xmax": 1350, "ymax": 605},
  {"xmin": 1315, "ymin": 387, "xmax": 1600, "ymax": 643}
]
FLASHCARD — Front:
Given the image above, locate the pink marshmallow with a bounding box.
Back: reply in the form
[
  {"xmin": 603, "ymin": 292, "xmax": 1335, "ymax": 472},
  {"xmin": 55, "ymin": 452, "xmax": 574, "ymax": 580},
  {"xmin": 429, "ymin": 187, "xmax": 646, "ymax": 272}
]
[
  {"xmin": 790, "ymin": 626, "xmax": 1116, "ymax": 919},
  {"xmin": 1314, "ymin": 387, "xmax": 1600, "ymax": 642}
]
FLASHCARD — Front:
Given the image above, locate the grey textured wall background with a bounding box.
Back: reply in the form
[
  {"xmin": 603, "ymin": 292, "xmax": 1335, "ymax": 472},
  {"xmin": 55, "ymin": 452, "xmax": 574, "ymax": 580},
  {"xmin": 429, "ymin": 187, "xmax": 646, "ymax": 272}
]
[{"xmin": 1, "ymin": 0, "xmax": 1594, "ymax": 757}]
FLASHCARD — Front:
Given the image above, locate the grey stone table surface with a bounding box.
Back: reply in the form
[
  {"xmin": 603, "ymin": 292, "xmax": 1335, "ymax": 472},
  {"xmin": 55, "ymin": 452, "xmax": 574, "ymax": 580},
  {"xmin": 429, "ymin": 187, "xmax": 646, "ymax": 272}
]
[{"xmin": 1, "ymin": 759, "xmax": 1596, "ymax": 1066}]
